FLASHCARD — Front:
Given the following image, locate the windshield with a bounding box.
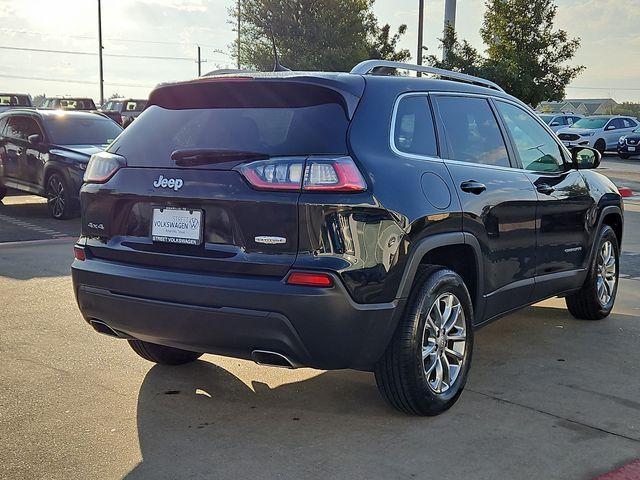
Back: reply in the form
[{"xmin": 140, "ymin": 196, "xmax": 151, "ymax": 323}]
[
  {"xmin": 572, "ymin": 117, "xmax": 609, "ymax": 129},
  {"xmin": 44, "ymin": 114, "xmax": 123, "ymax": 145},
  {"xmin": 539, "ymin": 115, "xmax": 554, "ymax": 125}
]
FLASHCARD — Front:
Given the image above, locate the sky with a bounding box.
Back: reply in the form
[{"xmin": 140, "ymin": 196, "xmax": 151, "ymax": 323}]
[{"xmin": 0, "ymin": 0, "xmax": 638, "ymax": 103}]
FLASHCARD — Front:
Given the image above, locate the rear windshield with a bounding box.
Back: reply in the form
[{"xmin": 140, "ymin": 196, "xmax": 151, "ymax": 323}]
[
  {"xmin": 44, "ymin": 115, "xmax": 123, "ymax": 145},
  {"xmin": 109, "ymin": 86, "xmax": 349, "ymax": 164},
  {"xmin": 0, "ymin": 95, "xmax": 31, "ymax": 107}
]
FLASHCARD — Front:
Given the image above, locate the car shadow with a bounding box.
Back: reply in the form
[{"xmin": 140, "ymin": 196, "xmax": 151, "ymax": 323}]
[{"xmin": 122, "ymin": 302, "xmax": 640, "ymax": 479}]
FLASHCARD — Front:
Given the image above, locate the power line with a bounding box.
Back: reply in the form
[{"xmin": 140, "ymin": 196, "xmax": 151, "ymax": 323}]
[
  {"xmin": 0, "ymin": 73, "xmax": 154, "ymax": 89},
  {"xmin": 0, "ymin": 27, "xmax": 222, "ymax": 49},
  {"xmin": 0, "ymin": 45, "xmax": 193, "ymax": 61},
  {"xmin": 568, "ymin": 85, "xmax": 640, "ymax": 92}
]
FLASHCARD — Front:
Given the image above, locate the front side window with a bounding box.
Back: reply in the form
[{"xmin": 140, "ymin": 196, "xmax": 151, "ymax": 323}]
[
  {"xmin": 435, "ymin": 96, "xmax": 510, "ymax": 167},
  {"xmin": 5, "ymin": 116, "xmax": 41, "ymax": 139},
  {"xmin": 495, "ymin": 101, "xmax": 564, "ymax": 173},
  {"xmin": 392, "ymin": 95, "xmax": 438, "ymax": 157}
]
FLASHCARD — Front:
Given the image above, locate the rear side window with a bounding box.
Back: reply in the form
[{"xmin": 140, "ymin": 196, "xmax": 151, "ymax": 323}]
[
  {"xmin": 434, "ymin": 96, "xmax": 510, "ymax": 167},
  {"xmin": 392, "ymin": 95, "xmax": 437, "ymax": 157},
  {"xmin": 109, "ymin": 82, "xmax": 350, "ymax": 166}
]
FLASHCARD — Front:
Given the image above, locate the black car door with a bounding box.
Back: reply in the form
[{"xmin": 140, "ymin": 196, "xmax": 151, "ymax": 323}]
[
  {"xmin": 493, "ymin": 100, "xmax": 594, "ymax": 300},
  {"xmin": 20, "ymin": 116, "xmax": 46, "ymax": 191},
  {"xmin": 432, "ymin": 95, "xmax": 538, "ymax": 322},
  {"xmin": 2, "ymin": 116, "xmax": 25, "ymax": 186}
]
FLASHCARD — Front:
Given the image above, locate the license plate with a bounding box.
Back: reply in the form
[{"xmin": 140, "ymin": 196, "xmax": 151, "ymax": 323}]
[
  {"xmin": 151, "ymin": 207, "xmax": 203, "ymax": 245},
  {"xmin": 628, "ymin": 146, "xmax": 636, "ymax": 152}
]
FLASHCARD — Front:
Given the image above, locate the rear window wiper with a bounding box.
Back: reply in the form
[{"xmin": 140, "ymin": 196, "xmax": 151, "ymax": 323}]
[{"xmin": 171, "ymin": 148, "xmax": 269, "ymax": 166}]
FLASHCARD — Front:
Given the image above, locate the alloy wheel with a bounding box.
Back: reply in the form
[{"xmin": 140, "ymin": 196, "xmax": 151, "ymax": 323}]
[
  {"xmin": 421, "ymin": 293, "xmax": 467, "ymax": 394},
  {"xmin": 47, "ymin": 176, "xmax": 66, "ymax": 218},
  {"xmin": 596, "ymin": 240, "xmax": 617, "ymax": 306}
]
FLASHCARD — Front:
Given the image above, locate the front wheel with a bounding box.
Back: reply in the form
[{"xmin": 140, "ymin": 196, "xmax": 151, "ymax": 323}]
[
  {"xmin": 594, "ymin": 139, "xmax": 606, "ymax": 155},
  {"xmin": 375, "ymin": 266, "xmax": 474, "ymax": 416},
  {"xmin": 565, "ymin": 225, "xmax": 619, "ymax": 320},
  {"xmin": 128, "ymin": 339, "xmax": 203, "ymax": 365},
  {"xmin": 45, "ymin": 173, "xmax": 75, "ymax": 219}
]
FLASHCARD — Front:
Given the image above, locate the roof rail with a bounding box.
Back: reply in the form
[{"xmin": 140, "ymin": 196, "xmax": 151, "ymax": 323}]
[{"xmin": 350, "ymin": 60, "xmax": 504, "ymax": 92}]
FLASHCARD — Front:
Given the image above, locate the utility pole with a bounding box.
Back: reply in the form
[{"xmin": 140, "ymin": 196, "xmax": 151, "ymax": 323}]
[
  {"xmin": 237, "ymin": 0, "xmax": 241, "ymax": 69},
  {"xmin": 443, "ymin": 0, "xmax": 457, "ymax": 61},
  {"xmin": 416, "ymin": 0, "xmax": 424, "ymax": 74},
  {"xmin": 97, "ymin": 0, "xmax": 104, "ymax": 105},
  {"xmin": 197, "ymin": 45, "xmax": 202, "ymax": 76}
]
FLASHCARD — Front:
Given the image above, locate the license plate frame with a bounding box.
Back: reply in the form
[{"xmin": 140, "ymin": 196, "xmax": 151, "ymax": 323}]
[
  {"xmin": 151, "ymin": 207, "xmax": 203, "ymax": 246},
  {"xmin": 628, "ymin": 146, "xmax": 636, "ymax": 152}
]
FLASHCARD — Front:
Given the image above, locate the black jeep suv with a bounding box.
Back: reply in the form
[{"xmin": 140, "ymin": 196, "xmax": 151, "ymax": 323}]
[{"xmin": 72, "ymin": 61, "xmax": 623, "ymax": 415}]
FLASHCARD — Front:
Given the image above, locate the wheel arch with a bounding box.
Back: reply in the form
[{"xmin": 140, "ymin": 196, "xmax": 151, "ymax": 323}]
[{"xmin": 395, "ymin": 232, "xmax": 485, "ymax": 320}]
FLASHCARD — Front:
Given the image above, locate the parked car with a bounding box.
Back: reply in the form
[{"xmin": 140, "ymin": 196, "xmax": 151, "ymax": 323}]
[
  {"xmin": 0, "ymin": 109, "xmax": 123, "ymax": 218},
  {"xmin": 0, "ymin": 93, "xmax": 33, "ymax": 113},
  {"xmin": 99, "ymin": 98, "xmax": 147, "ymax": 127},
  {"xmin": 39, "ymin": 96, "xmax": 97, "ymax": 111},
  {"xmin": 537, "ymin": 113, "xmax": 582, "ymax": 132},
  {"xmin": 557, "ymin": 115, "xmax": 638, "ymax": 153},
  {"xmin": 617, "ymin": 128, "xmax": 640, "ymax": 159},
  {"xmin": 71, "ymin": 61, "xmax": 623, "ymax": 416}
]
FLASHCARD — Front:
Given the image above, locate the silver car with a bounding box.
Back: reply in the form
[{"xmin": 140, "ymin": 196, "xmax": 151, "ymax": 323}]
[
  {"xmin": 538, "ymin": 113, "xmax": 582, "ymax": 132},
  {"xmin": 557, "ymin": 115, "xmax": 639, "ymax": 153}
]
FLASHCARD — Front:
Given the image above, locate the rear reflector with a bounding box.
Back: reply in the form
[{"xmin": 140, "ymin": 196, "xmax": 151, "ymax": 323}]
[
  {"xmin": 236, "ymin": 156, "xmax": 366, "ymax": 192},
  {"xmin": 74, "ymin": 246, "xmax": 86, "ymax": 261},
  {"xmin": 286, "ymin": 271, "xmax": 334, "ymax": 287}
]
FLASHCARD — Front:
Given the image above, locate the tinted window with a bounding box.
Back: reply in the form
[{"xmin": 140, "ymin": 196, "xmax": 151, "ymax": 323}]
[
  {"xmin": 539, "ymin": 115, "xmax": 554, "ymax": 125},
  {"xmin": 110, "ymin": 103, "xmax": 349, "ymax": 166},
  {"xmin": 5, "ymin": 116, "xmax": 42, "ymax": 139},
  {"xmin": 556, "ymin": 116, "xmax": 568, "ymax": 126},
  {"xmin": 124, "ymin": 100, "xmax": 146, "ymax": 111},
  {"xmin": 43, "ymin": 115, "xmax": 122, "ymax": 145},
  {"xmin": 392, "ymin": 96, "xmax": 437, "ymax": 157},
  {"xmin": 622, "ymin": 118, "xmax": 636, "ymax": 128},
  {"xmin": 435, "ymin": 96, "xmax": 510, "ymax": 167},
  {"xmin": 496, "ymin": 101, "xmax": 564, "ymax": 173},
  {"xmin": 0, "ymin": 95, "xmax": 31, "ymax": 107}
]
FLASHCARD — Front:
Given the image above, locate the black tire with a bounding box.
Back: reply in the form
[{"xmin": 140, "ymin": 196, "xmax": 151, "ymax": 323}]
[
  {"xmin": 565, "ymin": 225, "xmax": 619, "ymax": 320},
  {"xmin": 45, "ymin": 172, "xmax": 75, "ymax": 219},
  {"xmin": 618, "ymin": 153, "xmax": 630, "ymax": 159},
  {"xmin": 0, "ymin": 185, "xmax": 6, "ymax": 201},
  {"xmin": 128, "ymin": 339, "xmax": 203, "ymax": 365},
  {"xmin": 594, "ymin": 139, "xmax": 606, "ymax": 155},
  {"xmin": 374, "ymin": 266, "xmax": 474, "ymax": 416}
]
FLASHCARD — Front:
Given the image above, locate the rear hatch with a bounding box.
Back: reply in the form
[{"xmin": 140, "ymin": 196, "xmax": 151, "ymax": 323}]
[{"xmin": 80, "ymin": 76, "xmax": 364, "ymax": 277}]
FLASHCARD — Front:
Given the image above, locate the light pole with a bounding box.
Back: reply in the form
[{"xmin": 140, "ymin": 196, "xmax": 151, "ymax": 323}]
[
  {"xmin": 237, "ymin": 0, "xmax": 241, "ymax": 69},
  {"xmin": 416, "ymin": 0, "xmax": 424, "ymax": 70},
  {"xmin": 443, "ymin": 0, "xmax": 457, "ymax": 61},
  {"xmin": 97, "ymin": 0, "xmax": 104, "ymax": 105}
]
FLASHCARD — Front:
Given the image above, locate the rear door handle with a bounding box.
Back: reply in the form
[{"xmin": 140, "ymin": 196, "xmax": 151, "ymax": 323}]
[
  {"xmin": 460, "ymin": 180, "xmax": 486, "ymax": 194},
  {"xmin": 536, "ymin": 184, "xmax": 555, "ymax": 195}
]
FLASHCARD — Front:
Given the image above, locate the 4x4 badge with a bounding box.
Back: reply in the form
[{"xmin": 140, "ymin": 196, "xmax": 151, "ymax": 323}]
[{"xmin": 255, "ymin": 236, "xmax": 286, "ymax": 245}]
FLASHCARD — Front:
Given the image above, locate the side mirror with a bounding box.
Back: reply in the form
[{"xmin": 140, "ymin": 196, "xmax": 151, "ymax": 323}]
[
  {"xmin": 605, "ymin": 125, "xmax": 616, "ymax": 131},
  {"xmin": 571, "ymin": 146, "xmax": 601, "ymax": 169},
  {"xmin": 550, "ymin": 121, "xmax": 560, "ymax": 127},
  {"xmin": 27, "ymin": 134, "xmax": 42, "ymax": 145}
]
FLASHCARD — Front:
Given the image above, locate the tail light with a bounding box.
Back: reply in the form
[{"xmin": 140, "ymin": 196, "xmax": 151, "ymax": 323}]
[
  {"xmin": 236, "ymin": 156, "xmax": 366, "ymax": 192},
  {"xmin": 73, "ymin": 246, "xmax": 86, "ymax": 261},
  {"xmin": 84, "ymin": 152, "xmax": 126, "ymax": 184}
]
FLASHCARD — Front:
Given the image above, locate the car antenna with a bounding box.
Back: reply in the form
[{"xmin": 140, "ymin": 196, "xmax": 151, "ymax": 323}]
[{"xmin": 270, "ymin": 26, "xmax": 290, "ymax": 72}]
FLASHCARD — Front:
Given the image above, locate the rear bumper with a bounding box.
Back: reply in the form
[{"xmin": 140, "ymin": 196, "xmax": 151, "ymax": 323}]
[{"xmin": 71, "ymin": 256, "xmax": 403, "ymax": 370}]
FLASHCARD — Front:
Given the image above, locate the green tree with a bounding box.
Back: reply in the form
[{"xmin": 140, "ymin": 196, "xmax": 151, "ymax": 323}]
[
  {"xmin": 424, "ymin": 0, "xmax": 583, "ymax": 107},
  {"xmin": 424, "ymin": 25, "xmax": 483, "ymax": 76},
  {"xmin": 480, "ymin": 0, "xmax": 584, "ymax": 107},
  {"xmin": 612, "ymin": 102, "xmax": 640, "ymax": 117},
  {"xmin": 230, "ymin": 0, "xmax": 409, "ymax": 72}
]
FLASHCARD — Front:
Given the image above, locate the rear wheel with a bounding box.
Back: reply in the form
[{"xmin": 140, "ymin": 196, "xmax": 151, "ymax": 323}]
[
  {"xmin": 594, "ymin": 139, "xmax": 606, "ymax": 155},
  {"xmin": 375, "ymin": 266, "xmax": 474, "ymax": 416},
  {"xmin": 565, "ymin": 225, "xmax": 619, "ymax": 320},
  {"xmin": 45, "ymin": 173, "xmax": 74, "ymax": 219},
  {"xmin": 128, "ymin": 339, "xmax": 202, "ymax": 365}
]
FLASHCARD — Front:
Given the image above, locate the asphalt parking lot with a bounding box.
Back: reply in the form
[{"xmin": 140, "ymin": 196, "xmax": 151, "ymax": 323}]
[{"xmin": 1, "ymin": 160, "xmax": 639, "ymax": 479}]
